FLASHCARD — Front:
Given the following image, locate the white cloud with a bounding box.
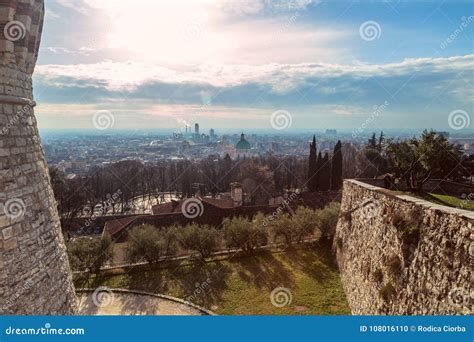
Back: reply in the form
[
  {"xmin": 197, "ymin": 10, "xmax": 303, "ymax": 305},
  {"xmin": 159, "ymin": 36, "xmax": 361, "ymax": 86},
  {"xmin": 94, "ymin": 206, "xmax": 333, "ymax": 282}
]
[{"xmin": 35, "ymin": 55, "xmax": 474, "ymax": 96}]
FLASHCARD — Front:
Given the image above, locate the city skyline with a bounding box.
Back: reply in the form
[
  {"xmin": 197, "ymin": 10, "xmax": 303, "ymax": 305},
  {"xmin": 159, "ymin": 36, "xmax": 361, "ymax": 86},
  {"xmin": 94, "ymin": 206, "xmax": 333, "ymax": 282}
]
[{"xmin": 34, "ymin": 0, "xmax": 473, "ymax": 132}]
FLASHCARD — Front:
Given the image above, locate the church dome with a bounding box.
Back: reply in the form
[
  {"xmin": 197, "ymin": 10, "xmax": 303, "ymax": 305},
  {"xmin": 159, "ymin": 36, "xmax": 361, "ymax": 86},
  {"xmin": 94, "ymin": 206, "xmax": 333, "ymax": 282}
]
[{"xmin": 235, "ymin": 133, "xmax": 251, "ymax": 150}]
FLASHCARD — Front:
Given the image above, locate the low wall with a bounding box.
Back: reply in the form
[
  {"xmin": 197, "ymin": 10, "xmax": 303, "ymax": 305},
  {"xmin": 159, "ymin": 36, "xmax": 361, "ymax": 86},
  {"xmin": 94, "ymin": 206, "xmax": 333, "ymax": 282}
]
[
  {"xmin": 335, "ymin": 180, "xmax": 473, "ymax": 315},
  {"xmin": 357, "ymin": 178, "xmax": 474, "ymax": 197}
]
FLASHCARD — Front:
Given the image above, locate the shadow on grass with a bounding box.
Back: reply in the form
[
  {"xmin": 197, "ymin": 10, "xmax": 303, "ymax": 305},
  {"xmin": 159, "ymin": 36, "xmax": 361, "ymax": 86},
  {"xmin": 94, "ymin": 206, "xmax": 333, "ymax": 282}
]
[{"xmin": 231, "ymin": 249, "xmax": 296, "ymax": 290}]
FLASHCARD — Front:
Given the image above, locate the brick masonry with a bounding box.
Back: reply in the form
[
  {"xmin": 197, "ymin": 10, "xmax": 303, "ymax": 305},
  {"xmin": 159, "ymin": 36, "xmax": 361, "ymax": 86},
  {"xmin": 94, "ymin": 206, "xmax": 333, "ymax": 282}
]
[
  {"xmin": 335, "ymin": 179, "xmax": 473, "ymax": 315},
  {"xmin": 0, "ymin": 0, "xmax": 77, "ymax": 314}
]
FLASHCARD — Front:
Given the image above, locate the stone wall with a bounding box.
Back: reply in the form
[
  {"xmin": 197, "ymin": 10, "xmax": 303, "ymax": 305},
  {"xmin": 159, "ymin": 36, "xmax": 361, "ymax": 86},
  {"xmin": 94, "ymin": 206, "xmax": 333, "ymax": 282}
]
[
  {"xmin": 0, "ymin": 0, "xmax": 77, "ymax": 314},
  {"xmin": 335, "ymin": 179, "xmax": 472, "ymax": 315}
]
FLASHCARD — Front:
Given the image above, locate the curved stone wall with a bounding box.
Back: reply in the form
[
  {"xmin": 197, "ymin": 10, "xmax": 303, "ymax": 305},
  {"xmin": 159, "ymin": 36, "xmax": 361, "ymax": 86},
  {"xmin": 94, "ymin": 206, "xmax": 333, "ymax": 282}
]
[
  {"xmin": 0, "ymin": 0, "xmax": 77, "ymax": 314},
  {"xmin": 335, "ymin": 179, "xmax": 472, "ymax": 315}
]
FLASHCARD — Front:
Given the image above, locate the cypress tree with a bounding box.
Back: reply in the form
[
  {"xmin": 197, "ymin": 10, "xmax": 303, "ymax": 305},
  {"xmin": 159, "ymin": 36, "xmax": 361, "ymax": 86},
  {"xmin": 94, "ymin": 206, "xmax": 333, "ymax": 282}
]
[
  {"xmin": 307, "ymin": 135, "xmax": 317, "ymax": 191},
  {"xmin": 331, "ymin": 140, "xmax": 343, "ymax": 190},
  {"xmin": 320, "ymin": 153, "xmax": 331, "ymax": 191},
  {"xmin": 315, "ymin": 151, "xmax": 323, "ymax": 191}
]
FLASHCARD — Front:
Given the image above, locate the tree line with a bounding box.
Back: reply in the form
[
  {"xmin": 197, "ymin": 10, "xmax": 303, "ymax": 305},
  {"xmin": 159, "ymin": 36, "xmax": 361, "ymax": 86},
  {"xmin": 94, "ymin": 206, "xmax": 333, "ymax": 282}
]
[
  {"xmin": 307, "ymin": 137, "xmax": 343, "ymax": 191},
  {"xmin": 67, "ymin": 202, "xmax": 340, "ymax": 272}
]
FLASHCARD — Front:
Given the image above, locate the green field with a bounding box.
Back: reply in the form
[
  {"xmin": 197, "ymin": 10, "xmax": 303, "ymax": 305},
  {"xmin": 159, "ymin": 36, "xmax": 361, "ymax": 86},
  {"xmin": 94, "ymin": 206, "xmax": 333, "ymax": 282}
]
[
  {"xmin": 427, "ymin": 193, "xmax": 474, "ymax": 211},
  {"xmin": 74, "ymin": 244, "xmax": 350, "ymax": 315},
  {"xmin": 398, "ymin": 192, "xmax": 474, "ymax": 211}
]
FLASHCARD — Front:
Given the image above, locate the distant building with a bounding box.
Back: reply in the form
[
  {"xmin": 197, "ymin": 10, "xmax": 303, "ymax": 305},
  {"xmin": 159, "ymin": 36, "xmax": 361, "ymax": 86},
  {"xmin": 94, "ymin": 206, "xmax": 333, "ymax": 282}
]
[
  {"xmin": 325, "ymin": 129, "xmax": 337, "ymax": 135},
  {"xmin": 194, "ymin": 123, "xmax": 199, "ymax": 135},
  {"xmin": 232, "ymin": 132, "xmax": 255, "ymax": 158},
  {"xmin": 235, "ymin": 132, "xmax": 251, "ymax": 150},
  {"xmin": 230, "ymin": 182, "xmax": 243, "ymax": 206},
  {"xmin": 209, "ymin": 128, "xmax": 216, "ymax": 140}
]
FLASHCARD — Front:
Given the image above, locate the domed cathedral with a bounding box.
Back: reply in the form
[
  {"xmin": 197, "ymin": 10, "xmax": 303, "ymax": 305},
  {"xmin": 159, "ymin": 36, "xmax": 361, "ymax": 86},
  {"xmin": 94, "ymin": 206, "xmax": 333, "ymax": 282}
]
[
  {"xmin": 0, "ymin": 0, "xmax": 77, "ymax": 314},
  {"xmin": 234, "ymin": 132, "xmax": 253, "ymax": 158}
]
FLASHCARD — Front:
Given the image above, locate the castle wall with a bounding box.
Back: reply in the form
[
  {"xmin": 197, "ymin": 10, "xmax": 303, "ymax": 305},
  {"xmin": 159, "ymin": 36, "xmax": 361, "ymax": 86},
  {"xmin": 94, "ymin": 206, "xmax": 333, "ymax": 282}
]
[
  {"xmin": 0, "ymin": 0, "xmax": 77, "ymax": 314},
  {"xmin": 335, "ymin": 179, "xmax": 472, "ymax": 315}
]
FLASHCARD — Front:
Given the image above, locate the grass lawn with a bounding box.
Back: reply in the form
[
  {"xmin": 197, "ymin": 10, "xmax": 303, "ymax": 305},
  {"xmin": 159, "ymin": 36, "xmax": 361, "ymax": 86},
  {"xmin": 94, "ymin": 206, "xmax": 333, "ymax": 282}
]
[
  {"xmin": 427, "ymin": 193, "xmax": 474, "ymax": 211},
  {"xmin": 74, "ymin": 243, "xmax": 350, "ymax": 315},
  {"xmin": 397, "ymin": 191, "xmax": 474, "ymax": 211}
]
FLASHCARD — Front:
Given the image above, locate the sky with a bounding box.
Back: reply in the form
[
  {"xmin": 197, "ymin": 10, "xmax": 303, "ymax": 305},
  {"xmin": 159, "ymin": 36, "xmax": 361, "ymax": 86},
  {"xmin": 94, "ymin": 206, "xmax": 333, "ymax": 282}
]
[{"xmin": 34, "ymin": 0, "xmax": 473, "ymax": 134}]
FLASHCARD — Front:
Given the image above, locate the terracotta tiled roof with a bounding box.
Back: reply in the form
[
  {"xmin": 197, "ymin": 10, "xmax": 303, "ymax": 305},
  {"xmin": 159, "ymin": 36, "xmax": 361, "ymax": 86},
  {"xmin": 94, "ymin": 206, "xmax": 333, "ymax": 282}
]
[
  {"xmin": 151, "ymin": 200, "xmax": 184, "ymax": 215},
  {"xmin": 103, "ymin": 216, "xmax": 139, "ymax": 236},
  {"xmin": 151, "ymin": 197, "xmax": 235, "ymax": 215},
  {"xmin": 200, "ymin": 197, "xmax": 234, "ymax": 209}
]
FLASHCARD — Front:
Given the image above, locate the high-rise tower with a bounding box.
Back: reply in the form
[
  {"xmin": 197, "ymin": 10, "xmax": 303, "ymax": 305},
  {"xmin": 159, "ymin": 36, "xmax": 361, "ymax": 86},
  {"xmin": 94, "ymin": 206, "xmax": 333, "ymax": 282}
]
[{"xmin": 0, "ymin": 0, "xmax": 78, "ymax": 314}]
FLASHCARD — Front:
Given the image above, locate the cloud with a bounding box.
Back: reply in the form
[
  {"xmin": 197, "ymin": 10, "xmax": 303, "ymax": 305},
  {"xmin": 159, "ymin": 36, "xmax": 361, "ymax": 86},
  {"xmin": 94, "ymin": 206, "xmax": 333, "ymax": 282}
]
[
  {"xmin": 33, "ymin": 54, "xmax": 473, "ymax": 130},
  {"xmin": 35, "ymin": 54, "xmax": 474, "ymax": 98}
]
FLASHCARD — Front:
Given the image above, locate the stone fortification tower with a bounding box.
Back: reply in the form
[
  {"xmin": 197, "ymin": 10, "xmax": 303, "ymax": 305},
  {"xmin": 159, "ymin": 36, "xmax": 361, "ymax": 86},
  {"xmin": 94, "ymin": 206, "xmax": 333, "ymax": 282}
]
[{"xmin": 0, "ymin": 0, "xmax": 77, "ymax": 314}]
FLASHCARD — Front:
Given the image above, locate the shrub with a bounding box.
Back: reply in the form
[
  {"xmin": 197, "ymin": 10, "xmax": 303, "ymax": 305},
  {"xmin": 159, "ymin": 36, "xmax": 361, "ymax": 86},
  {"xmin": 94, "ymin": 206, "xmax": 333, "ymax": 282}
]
[
  {"xmin": 223, "ymin": 216, "xmax": 268, "ymax": 253},
  {"xmin": 386, "ymin": 254, "xmax": 402, "ymax": 279},
  {"xmin": 315, "ymin": 202, "xmax": 340, "ymax": 241},
  {"xmin": 68, "ymin": 234, "xmax": 114, "ymax": 272},
  {"xmin": 126, "ymin": 224, "xmax": 176, "ymax": 264},
  {"xmin": 292, "ymin": 207, "xmax": 319, "ymax": 242},
  {"xmin": 372, "ymin": 268, "xmax": 383, "ymax": 284},
  {"xmin": 392, "ymin": 211, "xmax": 421, "ymax": 245},
  {"xmin": 272, "ymin": 213, "xmax": 298, "ymax": 246},
  {"xmin": 336, "ymin": 237, "xmax": 344, "ymax": 250},
  {"xmin": 178, "ymin": 224, "xmax": 219, "ymax": 260},
  {"xmin": 379, "ymin": 282, "xmax": 396, "ymax": 302}
]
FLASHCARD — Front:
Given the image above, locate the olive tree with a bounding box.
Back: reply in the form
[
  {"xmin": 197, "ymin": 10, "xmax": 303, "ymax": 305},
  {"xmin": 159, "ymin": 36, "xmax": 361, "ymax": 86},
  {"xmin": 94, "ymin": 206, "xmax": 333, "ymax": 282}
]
[
  {"xmin": 126, "ymin": 224, "xmax": 176, "ymax": 264},
  {"xmin": 178, "ymin": 224, "xmax": 219, "ymax": 260},
  {"xmin": 223, "ymin": 216, "xmax": 268, "ymax": 253},
  {"xmin": 68, "ymin": 234, "xmax": 114, "ymax": 273}
]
